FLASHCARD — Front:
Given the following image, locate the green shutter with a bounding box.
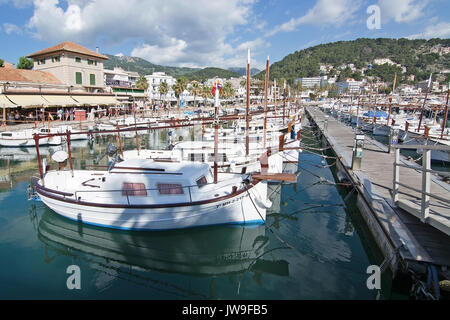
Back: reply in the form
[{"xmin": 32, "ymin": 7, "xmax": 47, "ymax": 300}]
[
  {"xmin": 90, "ymin": 74, "xmax": 96, "ymax": 86},
  {"xmin": 76, "ymin": 72, "xmax": 82, "ymax": 84}
]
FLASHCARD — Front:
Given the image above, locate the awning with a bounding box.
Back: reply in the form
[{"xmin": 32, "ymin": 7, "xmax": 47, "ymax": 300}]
[
  {"xmin": 72, "ymin": 95, "xmax": 120, "ymax": 106},
  {"xmin": 42, "ymin": 95, "xmax": 80, "ymax": 107},
  {"xmin": 5, "ymin": 95, "xmax": 48, "ymax": 108},
  {"xmin": 0, "ymin": 95, "xmax": 18, "ymax": 108}
]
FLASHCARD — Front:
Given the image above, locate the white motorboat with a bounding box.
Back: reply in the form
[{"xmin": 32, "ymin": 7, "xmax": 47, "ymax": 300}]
[
  {"xmin": 33, "ymin": 158, "xmax": 271, "ymax": 231},
  {"xmin": 0, "ymin": 129, "xmax": 62, "ymax": 147}
]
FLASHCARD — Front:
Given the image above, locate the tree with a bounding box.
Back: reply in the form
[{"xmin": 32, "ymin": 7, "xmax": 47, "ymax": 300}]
[
  {"xmin": 17, "ymin": 57, "xmax": 33, "ymax": 69},
  {"xmin": 222, "ymin": 82, "xmax": 235, "ymax": 99},
  {"xmin": 201, "ymin": 85, "xmax": 212, "ymax": 107},
  {"xmin": 188, "ymin": 80, "xmax": 202, "ymax": 108},
  {"xmin": 0, "ymin": 59, "xmax": 4, "ymax": 67},
  {"xmin": 158, "ymin": 81, "xmax": 169, "ymax": 101},
  {"xmin": 172, "ymin": 77, "xmax": 188, "ymax": 108},
  {"xmin": 136, "ymin": 76, "xmax": 149, "ymax": 90}
]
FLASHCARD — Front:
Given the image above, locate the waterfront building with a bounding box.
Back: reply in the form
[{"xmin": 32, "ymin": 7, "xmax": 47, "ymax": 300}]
[
  {"xmin": 145, "ymin": 72, "xmax": 176, "ymax": 101},
  {"xmin": 27, "ymin": 41, "xmax": 108, "ymax": 92}
]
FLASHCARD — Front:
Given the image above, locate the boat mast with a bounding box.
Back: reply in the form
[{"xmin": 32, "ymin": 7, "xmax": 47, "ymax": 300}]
[
  {"xmin": 214, "ymin": 81, "xmax": 220, "ymax": 184},
  {"xmin": 441, "ymin": 83, "xmax": 449, "ymax": 139},
  {"xmin": 387, "ymin": 73, "xmax": 397, "ymax": 126},
  {"xmin": 263, "ymin": 56, "xmax": 269, "ymax": 149},
  {"xmin": 245, "ymin": 48, "xmax": 250, "ymax": 157},
  {"xmin": 283, "ymin": 80, "xmax": 286, "ymax": 126},
  {"xmin": 417, "ymin": 73, "xmax": 432, "ymax": 133}
]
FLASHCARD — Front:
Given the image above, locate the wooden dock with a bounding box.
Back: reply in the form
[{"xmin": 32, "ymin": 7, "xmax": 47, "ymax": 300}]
[{"xmin": 305, "ymin": 106, "xmax": 450, "ymax": 275}]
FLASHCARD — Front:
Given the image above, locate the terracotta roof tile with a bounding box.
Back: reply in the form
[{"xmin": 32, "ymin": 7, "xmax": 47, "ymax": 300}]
[
  {"xmin": 27, "ymin": 41, "xmax": 108, "ymax": 60},
  {"xmin": 0, "ymin": 67, "xmax": 63, "ymax": 85}
]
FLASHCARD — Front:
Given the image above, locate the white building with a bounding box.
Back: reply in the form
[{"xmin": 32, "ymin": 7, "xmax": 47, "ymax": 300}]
[
  {"xmin": 337, "ymin": 79, "xmax": 362, "ymax": 94},
  {"xmin": 145, "ymin": 72, "xmax": 176, "ymax": 100}
]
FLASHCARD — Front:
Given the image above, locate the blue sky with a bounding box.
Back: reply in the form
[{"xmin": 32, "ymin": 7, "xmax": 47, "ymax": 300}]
[{"xmin": 0, "ymin": 0, "xmax": 449, "ymax": 70}]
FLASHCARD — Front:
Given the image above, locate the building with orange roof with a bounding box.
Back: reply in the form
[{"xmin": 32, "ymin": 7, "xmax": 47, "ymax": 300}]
[{"xmin": 27, "ymin": 41, "xmax": 108, "ymax": 92}]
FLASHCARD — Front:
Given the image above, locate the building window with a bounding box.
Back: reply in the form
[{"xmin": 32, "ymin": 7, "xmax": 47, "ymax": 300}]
[
  {"xmin": 75, "ymin": 57, "xmax": 81, "ymax": 63},
  {"xmin": 95, "ymin": 61, "xmax": 97, "ymax": 66},
  {"xmin": 87, "ymin": 59, "xmax": 94, "ymax": 65},
  {"xmin": 51, "ymin": 56, "xmax": 60, "ymax": 63},
  {"xmin": 157, "ymin": 183, "xmax": 184, "ymax": 195},
  {"xmin": 38, "ymin": 59, "xmax": 46, "ymax": 65},
  {"xmin": 90, "ymin": 74, "xmax": 96, "ymax": 86},
  {"xmin": 75, "ymin": 72, "xmax": 82, "ymax": 85}
]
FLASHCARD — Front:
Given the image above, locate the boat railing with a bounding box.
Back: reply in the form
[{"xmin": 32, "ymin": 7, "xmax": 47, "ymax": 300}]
[{"xmin": 392, "ymin": 144, "xmax": 450, "ymax": 226}]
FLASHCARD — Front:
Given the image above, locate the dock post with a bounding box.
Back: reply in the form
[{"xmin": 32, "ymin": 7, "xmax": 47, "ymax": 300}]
[
  {"xmin": 421, "ymin": 149, "xmax": 431, "ymax": 222},
  {"xmin": 393, "ymin": 148, "xmax": 400, "ymax": 203},
  {"xmin": 388, "ymin": 126, "xmax": 399, "ymax": 154},
  {"xmin": 351, "ymin": 133, "xmax": 365, "ymax": 170},
  {"xmin": 324, "ymin": 115, "xmax": 329, "ymax": 131}
]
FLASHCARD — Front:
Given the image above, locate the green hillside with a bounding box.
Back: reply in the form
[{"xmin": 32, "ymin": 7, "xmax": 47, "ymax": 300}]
[
  {"xmin": 256, "ymin": 38, "xmax": 450, "ymax": 84},
  {"xmin": 104, "ymin": 55, "xmax": 242, "ymax": 81}
]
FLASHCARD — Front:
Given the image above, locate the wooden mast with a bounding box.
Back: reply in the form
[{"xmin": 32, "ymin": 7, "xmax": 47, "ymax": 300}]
[
  {"xmin": 263, "ymin": 56, "xmax": 269, "ymax": 149},
  {"xmin": 417, "ymin": 73, "xmax": 432, "ymax": 133},
  {"xmin": 245, "ymin": 48, "xmax": 250, "ymax": 156},
  {"xmin": 283, "ymin": 80, "xmax": 286, "ymax": 126},
  {"xmin": 441, "ymin": 83, "xmax": 449, "ymax": 139}
]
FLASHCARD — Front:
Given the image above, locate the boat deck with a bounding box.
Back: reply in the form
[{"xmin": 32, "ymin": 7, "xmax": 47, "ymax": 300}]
[{"xmin": 306, "ymin": 106, "xmax": 450, "ymax": 271}]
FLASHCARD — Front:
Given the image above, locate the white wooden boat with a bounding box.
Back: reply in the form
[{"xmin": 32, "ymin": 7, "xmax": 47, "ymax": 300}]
[{"xmin": 33, "ymin": 158, "xmax": 271, "ymax": 231}]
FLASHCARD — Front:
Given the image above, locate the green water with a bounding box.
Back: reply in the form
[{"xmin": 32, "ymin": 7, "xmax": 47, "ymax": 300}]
[{"xmin": 0, "ymin": 126, "xmax": 398, "ymax": 299}]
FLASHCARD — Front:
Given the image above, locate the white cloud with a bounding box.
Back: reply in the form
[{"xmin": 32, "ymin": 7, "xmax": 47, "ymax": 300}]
[
  {"xmin": 25, "ymin": 0, "xmax": 263, "ymax": 68},
  {"xmin": 267, "ymin": 0, "xmax": 362, "ymax": 36},
  {"xmin": 407, "ymin": 21, "xmax": 450, "ymax": 39},
  {"xmin": 3, "ymin": 23, "xmax": 22, "ymax": 35},
  {"xmin": 377, "ymin": 0, "xmax": 429, "ymax": 24}
]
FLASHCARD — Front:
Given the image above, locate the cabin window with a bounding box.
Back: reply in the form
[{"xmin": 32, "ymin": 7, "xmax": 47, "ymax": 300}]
[
  {"xmin": 189, "ymin": 153, "xmax": 204, "ymax": 162},
  {"xmin": 1, "ymin": 133, "xmax": 12, "ymax": 137},
  {"xmin": 122, "ymin": 183, "xmax": 147, "ymax": 196},
  {"xmin": 196, "ymin": 176, "xmax": 207, "ymax": 188},
  {"xmin": 157, "ymin": 183, "xmax": 184, "ymax": 195},
  {"xmin": 207, "ymin": 153, "xmax": 227, "ymax": 162}
]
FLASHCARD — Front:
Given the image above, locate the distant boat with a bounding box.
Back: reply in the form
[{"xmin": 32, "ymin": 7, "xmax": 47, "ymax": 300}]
[
  {"xmin": 0, "ymin": 129, "xmax": 62, "ymax": 147},
  {"xmin": 33, "ymin": 158, "xmax": 271, "ymax": 231}
]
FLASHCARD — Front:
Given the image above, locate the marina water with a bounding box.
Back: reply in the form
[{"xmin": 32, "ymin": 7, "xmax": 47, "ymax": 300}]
[{"xmin": 0, "ymin": 125, "xmax": 407, "ymax": 299}]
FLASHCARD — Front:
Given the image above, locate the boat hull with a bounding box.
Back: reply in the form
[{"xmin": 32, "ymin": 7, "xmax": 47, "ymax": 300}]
[{"xmin": 36, "ymin": 180, "xmax": 269, "ymax": 231}]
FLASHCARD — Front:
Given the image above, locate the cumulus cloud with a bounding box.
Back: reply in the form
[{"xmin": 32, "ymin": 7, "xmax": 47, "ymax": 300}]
[
  {"xmin": 3, "ymin": 23, "xmax": 22, "ymax": 35},
  {"xmin": 377, "ymin": 0, "xmax": 430, "ymax": 24},
  {"xmin": 407, "ymin": 21, "xmax": 450, "ymax": 39},
  {"xmin": 267, "ymin": 0, "xmax": 362, "ymax": 36},
  {"xmin": 25, "ymin": 0, "xmax": 265, "ymax": 68}
]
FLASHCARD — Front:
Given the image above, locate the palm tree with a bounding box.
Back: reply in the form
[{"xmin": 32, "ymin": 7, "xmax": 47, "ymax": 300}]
[
  {"xmin": 136, "ymin": 76, "xmax": 149, "ymax": 90},
  {"xmin": 201, "ymin": 84, "xmax": 213, "ymax": 108},
  {"xmin": 222, "ymin": 82, "xmax": 235, "ymax": 99},
  {"xmin": 172, "ymin": 77, "xmax": 188, "ymax": 108},
  {"xmin": 189, "ymin": 81, "xmax": 202, "ymax": 108},
  {"xmin": 158, "ymin": 81, "xmax": 169, "ymax": 101}
]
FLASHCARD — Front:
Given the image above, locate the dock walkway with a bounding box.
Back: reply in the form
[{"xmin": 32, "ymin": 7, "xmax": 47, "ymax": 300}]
[{"xmin": 305, "ymin": 106, "xmax": 450, "ymax": 272}]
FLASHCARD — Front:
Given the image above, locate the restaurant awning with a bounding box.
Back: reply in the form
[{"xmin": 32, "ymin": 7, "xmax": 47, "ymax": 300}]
[
  {"xmin": 5, "ymin": 95, "xmax": 48, "ymax": 108},
  {"xmin": 42, "ymin": 95, "xmax": 80, "ymax": 107},
  {"xmin": 0, "ymin": 95, "xmax": 18, "ymax": 108},
  {"xmin": 72, "ymin": 95, "xmax": 120, "ymax": 106}
]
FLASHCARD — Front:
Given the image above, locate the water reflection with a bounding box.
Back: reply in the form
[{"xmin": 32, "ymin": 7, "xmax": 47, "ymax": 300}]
[{"xmin": 36, "ymin": 209, "xmax": 289, "ymax": 296}]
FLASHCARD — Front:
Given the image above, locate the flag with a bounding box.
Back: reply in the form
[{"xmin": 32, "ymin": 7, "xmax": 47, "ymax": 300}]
[{"xmin": 211, "ymin": 81, "xmax": 222, "ymax": 96}]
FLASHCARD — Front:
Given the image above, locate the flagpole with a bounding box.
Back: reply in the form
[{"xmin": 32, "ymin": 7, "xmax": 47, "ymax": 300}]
[
  {"xmin": 417, "ymin": 73, "xmax": 432, "ymax": 133},
  {"xmin": 245, "ymin": 48, "xmax": 250, "ymax": 157}
]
